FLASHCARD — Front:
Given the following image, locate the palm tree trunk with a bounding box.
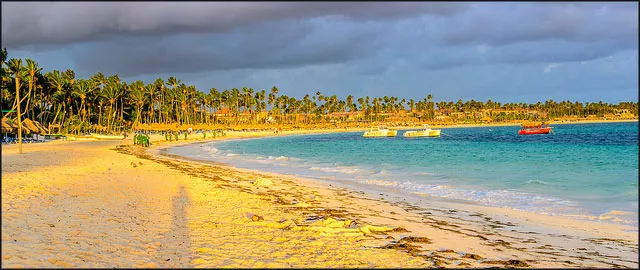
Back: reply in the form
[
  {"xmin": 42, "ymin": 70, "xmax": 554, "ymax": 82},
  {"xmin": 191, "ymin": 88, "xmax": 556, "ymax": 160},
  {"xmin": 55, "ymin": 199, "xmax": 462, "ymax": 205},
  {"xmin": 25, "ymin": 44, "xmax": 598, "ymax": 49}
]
[
  {"xmin": 15, "ymin": 76, "xmax": 23, "ymax": 154},
  {"xmin": 98, "ymin": 103, "xmax": 103, "ymax": 127},
  {"xmin": 107, "ymin": 102, "xmax": 114, "ymax": 133},
  {"xmin": 51, "ymin": 105, "xmax": 61, "ymax": 130},
  {"xmin": 134, "ymin": 105, "xmax": 141, "ymax": 128},
  {"xmin": 81, "ymin": 98, "xmax": 86, "ymax": 123}
]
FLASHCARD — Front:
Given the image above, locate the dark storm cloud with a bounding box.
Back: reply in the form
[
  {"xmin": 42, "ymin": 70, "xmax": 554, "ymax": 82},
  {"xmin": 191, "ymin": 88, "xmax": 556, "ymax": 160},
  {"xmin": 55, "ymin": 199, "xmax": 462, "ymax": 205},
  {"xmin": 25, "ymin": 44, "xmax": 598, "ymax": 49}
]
[
  {"xmin": 68, "ymin": 20, "xmax": 381, "ymax": 78},
  {"xmin": 1, "ymin": 2, "xmax": 469, "ymax": 48},
  {"xmin": 442, "ymin": 2, "xmax": 638, "ymax": 46},
  {"xmin": 3, "ymin": 1, "xmax": 637, "ymax": 96}
]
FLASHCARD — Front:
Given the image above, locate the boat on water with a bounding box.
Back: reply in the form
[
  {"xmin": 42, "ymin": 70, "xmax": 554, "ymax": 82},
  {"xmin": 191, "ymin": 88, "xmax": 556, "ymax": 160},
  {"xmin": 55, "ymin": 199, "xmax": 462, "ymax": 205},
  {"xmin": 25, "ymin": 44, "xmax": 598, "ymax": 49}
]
[
  {"xmin": 403, "ymin": 124, "xmax": 441, "ymax": 138},
  {"xmin": 518, "ymin": 122, "xmax": 553, "ymax": 135},
  {"xmin": 363, "ymin": 126, "xmax": 398, "ymax": 137}
]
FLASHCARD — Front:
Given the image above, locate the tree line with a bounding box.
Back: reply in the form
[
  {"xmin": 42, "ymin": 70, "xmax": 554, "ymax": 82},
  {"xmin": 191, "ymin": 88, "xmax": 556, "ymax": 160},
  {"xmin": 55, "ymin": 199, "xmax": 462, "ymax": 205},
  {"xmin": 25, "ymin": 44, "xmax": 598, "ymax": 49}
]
[{"xmin": 1, "ymin": 49, "xmax": 638, "ymax": 135}]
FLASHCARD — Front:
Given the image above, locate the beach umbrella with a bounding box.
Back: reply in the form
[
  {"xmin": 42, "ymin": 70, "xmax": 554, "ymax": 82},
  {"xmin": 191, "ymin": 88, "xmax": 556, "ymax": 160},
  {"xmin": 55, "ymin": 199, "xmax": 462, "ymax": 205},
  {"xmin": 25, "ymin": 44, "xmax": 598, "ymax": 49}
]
[
  {"xmin": 2, "ymin": 118, "xmax": 12, "ymax": 130},
  {"xmin": 22, "ymin": 118, "xmax": 40, "ymax": 134},
  {"xmin": 32, "ymin": 120, "xmax": 49, "ymax": 134},
  {"xmin": 3, "ymin": 119, "xmax": 28, "ymax": 134}
]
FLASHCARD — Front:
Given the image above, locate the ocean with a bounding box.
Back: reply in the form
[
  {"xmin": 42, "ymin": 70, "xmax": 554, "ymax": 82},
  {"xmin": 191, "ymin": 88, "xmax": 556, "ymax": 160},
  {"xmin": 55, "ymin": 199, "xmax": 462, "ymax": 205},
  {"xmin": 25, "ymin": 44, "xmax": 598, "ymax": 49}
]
[{"xmin": 167, "ymin": 122, "xmax": 639, "ymax": 225}]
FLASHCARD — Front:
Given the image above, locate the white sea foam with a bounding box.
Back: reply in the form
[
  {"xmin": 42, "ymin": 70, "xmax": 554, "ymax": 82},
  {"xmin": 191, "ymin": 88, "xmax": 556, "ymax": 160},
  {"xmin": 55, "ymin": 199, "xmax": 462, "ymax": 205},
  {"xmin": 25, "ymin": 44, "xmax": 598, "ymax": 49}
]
[
  {"xmin": 201, "ymin": 145, "xmax": 219, "ymax": 154},
  {"xmin": 523, "ymin": 179, "xmax": 552, "ymax": 186},
  {"xmin": 309, "ymin": 166, "xmax": 360, "ymax": 174}
]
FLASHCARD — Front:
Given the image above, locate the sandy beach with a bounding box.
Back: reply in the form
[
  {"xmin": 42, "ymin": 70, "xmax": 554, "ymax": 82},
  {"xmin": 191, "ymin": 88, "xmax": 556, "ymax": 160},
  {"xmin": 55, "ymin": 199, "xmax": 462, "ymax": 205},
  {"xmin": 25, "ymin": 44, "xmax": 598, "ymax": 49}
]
[{"xmin": 2, "ymin": 127, "xmax": 638, "ymax": 268}]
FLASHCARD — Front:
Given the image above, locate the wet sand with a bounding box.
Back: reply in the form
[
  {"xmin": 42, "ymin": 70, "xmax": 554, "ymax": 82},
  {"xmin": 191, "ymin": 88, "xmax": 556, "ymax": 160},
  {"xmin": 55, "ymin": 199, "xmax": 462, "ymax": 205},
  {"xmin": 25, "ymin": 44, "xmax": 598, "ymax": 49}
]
[{"xmin": 1, "ymin": 129, "xmax": 638, "ymax": 268}]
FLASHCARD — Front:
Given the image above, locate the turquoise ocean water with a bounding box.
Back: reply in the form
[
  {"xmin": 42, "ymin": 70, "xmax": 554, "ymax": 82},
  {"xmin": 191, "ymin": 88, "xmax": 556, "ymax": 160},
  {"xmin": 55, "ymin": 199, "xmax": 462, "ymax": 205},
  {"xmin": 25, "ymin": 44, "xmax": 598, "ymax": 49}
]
[{"xmin": 168, "ymin": 122, "xmax": 638, "ymax": 225}]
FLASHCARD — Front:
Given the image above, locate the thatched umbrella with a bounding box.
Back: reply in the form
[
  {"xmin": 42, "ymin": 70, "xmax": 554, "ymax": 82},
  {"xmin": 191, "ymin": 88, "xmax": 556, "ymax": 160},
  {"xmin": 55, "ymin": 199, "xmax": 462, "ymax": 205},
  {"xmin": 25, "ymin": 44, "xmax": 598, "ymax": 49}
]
[
  {"xmin": 22, "ymin": 118, "xmax": 39, "ymax": 134},
  {"xmin": 32, "ymin": 120, "xmax": 49, "ymax": 134},
  {"xmin": 2, "ymin": 118, "xmax": 12, "ymax": 131},
  {"xmin": 4, "ymin": 119, "xmax": 17, "ymax": 132}
]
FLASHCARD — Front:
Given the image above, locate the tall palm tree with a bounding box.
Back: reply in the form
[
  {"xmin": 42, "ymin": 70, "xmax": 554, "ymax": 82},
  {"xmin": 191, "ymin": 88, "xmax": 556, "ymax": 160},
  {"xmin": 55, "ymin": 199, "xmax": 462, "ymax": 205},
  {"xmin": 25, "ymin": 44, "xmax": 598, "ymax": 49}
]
[
  {"xmin": 46, "ymin": 70, "xmax": 67, "ymax": 127},
  {"xmin": 128, "ymin": 81, "xmax": 147, "ymax": 128},
  {"xmin": 154, "ymin": 78, "xmax": 165, "ymax": 123},
  {"xmin": 7, "ymin": 58, "xmax": 28, "ymax": 154},
  {"xmin": 72, "ymin": 79, "xmax": 95, "ymax": 124},
  {"xmin": 102, "ymin": 78, "xmax": 123, "ymax": 133},
  {"xmin": 24, "ymin": 59, "xmax": 42, "ymax": 121}
]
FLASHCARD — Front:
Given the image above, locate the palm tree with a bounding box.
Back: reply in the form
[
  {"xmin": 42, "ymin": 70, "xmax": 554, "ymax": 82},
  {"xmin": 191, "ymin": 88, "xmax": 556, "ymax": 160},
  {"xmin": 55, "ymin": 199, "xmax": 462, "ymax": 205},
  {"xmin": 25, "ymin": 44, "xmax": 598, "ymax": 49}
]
[
  {"xmin": 166, "ymin": 77, "xmax": 181, "ymax": 123},
  {"xmin": 72, "ymin": 79, "xmax": 95, "ymax": 124},
  {"xmin": 63, "ymin": 69, "xmax": 76, "ymax": 123},
  {"xmin": 154, "ymin": 78, "xmax": 165, "ymax": 123},
  {"xmin": 128, "ymin": 81, "xmax": 146, "ymax": 128},
  {"xmin": 24, "ymin": 59, "xmax": 42, "ymax": 121},
  {"xmin": 46, "ymin": 70, "xmax": 67, "ymax": 128},
  {"xmin": 427, "ymin": 94, "xmax": 433, "ymax": 121},
  {"xmin": 268, "ymin": 86, "xmax": 279, "ymax": 116},
  {"xmin": 102, "ymin": 78, "xmax": 123, "ymax": 133},
  {"xmin": 7, "ymin": 58, "xmax": 29, "ymax": 153}
]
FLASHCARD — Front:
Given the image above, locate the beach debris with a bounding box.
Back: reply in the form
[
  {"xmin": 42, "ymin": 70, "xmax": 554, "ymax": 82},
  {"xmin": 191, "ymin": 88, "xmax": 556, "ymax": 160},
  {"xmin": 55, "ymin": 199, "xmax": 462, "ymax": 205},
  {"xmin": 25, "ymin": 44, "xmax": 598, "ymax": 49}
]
[
  {"xmin": 462, "ymin": 253, "xmax": 482, "ymax": 260},
  {"xmin": 305, "ymin": 214, "xmax": 323, "ymax": 222},
  {"xmin": 245, "ymin": 212, "xmax": 264, "ymax": 222},
  {"xmin": 138, "ymin": 161, "xmax": 143, "ymax": 165},
  {"xmin": 253, "ymin": 178, "xmax": 273, "ymax": 186},
  {"xmin": 390, "ymin": 226, "xmax": 410, "ymax": 233},
  {"xmin": 48, "ymin": 223, "xmax": 55, "ymax": 228},
  {"xmin": 483, "ymin": 259, "xmax": 530, "ymax": 267},
  {"xmin": 399, "ymin": 236, "xmax": 432, "ymax": 244},
  {"xmin": 131, "ymin": 162, "xmax": 138, "ymax": 168},
  {"xmin": 378, "ymin": 241, "xmax": 423, "ymax": 256}
]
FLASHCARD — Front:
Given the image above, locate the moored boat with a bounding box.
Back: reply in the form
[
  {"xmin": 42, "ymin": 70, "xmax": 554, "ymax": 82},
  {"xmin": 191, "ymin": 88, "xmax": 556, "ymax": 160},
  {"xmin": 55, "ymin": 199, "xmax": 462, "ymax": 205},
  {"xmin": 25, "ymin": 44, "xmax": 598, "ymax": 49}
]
[
  {"xmin": 518, "ymin": 122, "xmax": 553, "ymax": 135},
  {"xmin": 403, "ymin": 124, "xmax": 441, "ymax": 138},
  {"xmin": 363, "ymin": 126, "xmax": 398, "ymax": 137}
]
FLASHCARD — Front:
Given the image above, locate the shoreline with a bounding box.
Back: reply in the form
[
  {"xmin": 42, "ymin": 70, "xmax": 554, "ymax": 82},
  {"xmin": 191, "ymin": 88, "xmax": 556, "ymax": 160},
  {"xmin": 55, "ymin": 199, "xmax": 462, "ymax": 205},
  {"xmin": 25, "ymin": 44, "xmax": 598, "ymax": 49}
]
[
  {"xmin": 166, "ymin": 137, "xmax": 638, "ymax": 227},
  {"xmin": 2, "ymin": 125, "xmax": 638, "ymax": 268},
  {"xmin": 148, "ymin": 129, "xmax": 639, "ymax": 267}
]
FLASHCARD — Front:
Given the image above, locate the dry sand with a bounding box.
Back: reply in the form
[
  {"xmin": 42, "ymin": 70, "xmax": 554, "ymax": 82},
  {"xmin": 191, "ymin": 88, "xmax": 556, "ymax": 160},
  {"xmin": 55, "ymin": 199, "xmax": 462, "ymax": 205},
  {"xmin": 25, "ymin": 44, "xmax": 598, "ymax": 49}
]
[{"xmin": 1, "ymin": 128, "xmax": 638, "ymax": 268}]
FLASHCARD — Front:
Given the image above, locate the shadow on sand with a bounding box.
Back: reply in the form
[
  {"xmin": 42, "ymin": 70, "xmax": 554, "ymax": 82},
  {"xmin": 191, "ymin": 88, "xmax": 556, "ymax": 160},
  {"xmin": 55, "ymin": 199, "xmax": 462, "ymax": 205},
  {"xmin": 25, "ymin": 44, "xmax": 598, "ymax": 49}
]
[{"xmin": 155, "ymin": 185, "xmax": 193, "ymax": 267}]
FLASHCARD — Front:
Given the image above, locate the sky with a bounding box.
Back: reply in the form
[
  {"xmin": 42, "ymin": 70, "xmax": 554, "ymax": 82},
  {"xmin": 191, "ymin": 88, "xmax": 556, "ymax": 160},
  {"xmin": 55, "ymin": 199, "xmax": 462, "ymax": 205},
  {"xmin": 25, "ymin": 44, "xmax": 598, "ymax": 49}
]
[{"xmin": 2, "ymin": 2, "xmax": 638, "ymax": 103}]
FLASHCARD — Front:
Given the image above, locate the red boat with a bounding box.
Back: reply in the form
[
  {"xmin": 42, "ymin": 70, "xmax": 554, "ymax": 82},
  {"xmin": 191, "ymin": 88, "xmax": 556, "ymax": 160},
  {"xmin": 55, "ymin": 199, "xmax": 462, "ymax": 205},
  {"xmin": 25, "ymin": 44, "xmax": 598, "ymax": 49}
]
[{"xmin": 518, "ymin": 122, "xmax": 553, "ymax": 135}]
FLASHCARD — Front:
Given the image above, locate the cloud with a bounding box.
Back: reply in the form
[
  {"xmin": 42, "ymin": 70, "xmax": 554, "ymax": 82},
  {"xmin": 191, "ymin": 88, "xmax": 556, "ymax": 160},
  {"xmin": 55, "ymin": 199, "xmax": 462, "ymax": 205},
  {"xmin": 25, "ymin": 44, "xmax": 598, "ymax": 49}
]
[
  {"xmin": 442, "ymin": 2, "xmax": 638, "ymax": 46},
  {"xmin": 3, "ymin": 1, "xmax": 637, "ymax": 99},
  {"xmin": 544, "ymin": 63, "xmax": 562, "ymax": 73},
  {"xmin": 65, "ymin": 19, "xmax": 384, "ymax": 77},
  {"xmin": 1, "ymin": 2, "xmax": 469, "ymax": 48}
]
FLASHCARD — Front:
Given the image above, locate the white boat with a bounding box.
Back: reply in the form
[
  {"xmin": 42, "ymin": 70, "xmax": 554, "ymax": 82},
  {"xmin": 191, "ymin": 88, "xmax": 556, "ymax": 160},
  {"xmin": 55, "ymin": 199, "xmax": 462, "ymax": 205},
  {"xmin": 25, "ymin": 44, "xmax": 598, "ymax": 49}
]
[
  {"xmin": 403, "ymin": 124, "xmax": 441, "ymax": 138},
  {"xmin": 363, "ymin": 126, "xmax": 398, "ymax": 137}
]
